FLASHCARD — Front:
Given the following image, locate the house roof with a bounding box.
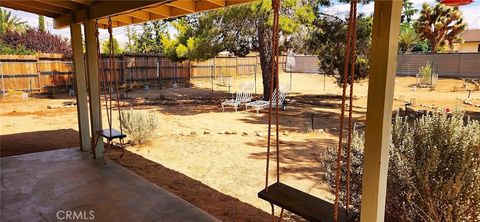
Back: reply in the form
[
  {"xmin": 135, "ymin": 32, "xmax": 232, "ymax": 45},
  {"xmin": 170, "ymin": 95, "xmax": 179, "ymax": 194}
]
[
  {"xmin": 0, "ymin": 0, "xmax": 253, "ymax": 29},
  {"xmin": 461, "ymin": 29, "xmax": 480, "ymax": 42}
]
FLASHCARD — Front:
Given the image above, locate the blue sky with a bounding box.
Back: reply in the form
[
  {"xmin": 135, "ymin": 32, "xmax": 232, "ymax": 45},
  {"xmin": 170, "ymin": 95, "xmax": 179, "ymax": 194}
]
[{"xmin": 3, "ymin": 0, "xmax": 480, "ymax": 46}]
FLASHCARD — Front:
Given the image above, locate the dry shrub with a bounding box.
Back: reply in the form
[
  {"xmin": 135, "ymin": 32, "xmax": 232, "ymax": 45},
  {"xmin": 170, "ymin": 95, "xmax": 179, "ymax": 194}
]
[
  {"xmin": 119, "ymin": 109, "xmax": 158, "ymax": 145},
  {"xmin": 323, "ymin": 110, "xmax": 480, "ymax": 221}
]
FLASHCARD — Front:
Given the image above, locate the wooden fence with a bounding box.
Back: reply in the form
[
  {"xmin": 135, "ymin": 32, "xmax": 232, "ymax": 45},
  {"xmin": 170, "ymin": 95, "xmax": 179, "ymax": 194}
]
[
  {"xmin": 2, "ymin": 52, "xmax": 479, "ymax": 93},
  {"xmin": 1, "ymin": 53, "xmax": 288, "ymax": 93},
  {"xmin": 0, "ymin": 54, "xmax": 74, "ymax": 92}
]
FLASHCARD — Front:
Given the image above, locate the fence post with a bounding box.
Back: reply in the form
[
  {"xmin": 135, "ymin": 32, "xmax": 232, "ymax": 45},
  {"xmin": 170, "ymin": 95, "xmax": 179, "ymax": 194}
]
[
  {"xmin": 0, "ymin": 62, "xmax": 4, "ymax": 97},
  {"xmin": 36, "ymin": 56, "xmax": 41, "ymax": 92},
  {"xmin": 121, "ymin": 55, "xmax": 125, "ymax": 84},
  {"xmin": 236, "ymin": 57, "xmax": 239, "ymax": 76},
  {"xmin": 210, "ymin": 60, "xmax": 214, "ymax": 93},
  {"xmin": 456, "ymin": 53, "xmax": 461, "ymax": 78},
  {"xmin": 254, "ymin": 56, "xmax": 258, "ymax": 94},
  {"xmin": 157, "ymin": 59, "xmax": 160, "ymax": 90},
  {"xmin": 213, "ymin": 57, "xmax": 216, "ymax": 80}
]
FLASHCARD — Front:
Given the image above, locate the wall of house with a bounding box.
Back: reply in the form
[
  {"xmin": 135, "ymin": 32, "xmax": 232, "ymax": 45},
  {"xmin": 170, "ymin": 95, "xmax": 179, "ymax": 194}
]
[{"xmin": 453, "ymin": 42, "xmax": 480, "ymax": 52}]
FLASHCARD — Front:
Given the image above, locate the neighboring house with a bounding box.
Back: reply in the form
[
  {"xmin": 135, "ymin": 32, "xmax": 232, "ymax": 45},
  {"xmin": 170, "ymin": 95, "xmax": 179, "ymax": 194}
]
[{"xmin": 453, "ymin": 29, "xmax": 480, "ymax": 53}]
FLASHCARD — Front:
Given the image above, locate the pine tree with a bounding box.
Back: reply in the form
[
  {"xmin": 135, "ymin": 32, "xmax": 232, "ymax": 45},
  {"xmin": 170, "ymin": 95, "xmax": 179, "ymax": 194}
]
[
  {"xmin": 135, "ymin": 23, "xmax": 155, "ymax": 53},
  {"xmin": 125, "ymin": 25, "xmax": 137, "ymax": 52}
]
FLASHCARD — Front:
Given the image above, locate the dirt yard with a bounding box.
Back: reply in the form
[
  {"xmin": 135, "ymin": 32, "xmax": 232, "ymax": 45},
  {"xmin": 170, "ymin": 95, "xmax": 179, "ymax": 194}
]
[{"xmin": 1, "ymin": 73, "xmax": 479, "ymax": 221}]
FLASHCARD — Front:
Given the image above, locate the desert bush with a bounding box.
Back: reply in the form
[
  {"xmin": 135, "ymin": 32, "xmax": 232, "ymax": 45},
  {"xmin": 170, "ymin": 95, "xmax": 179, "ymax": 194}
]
[
  {"xmin": 323, "ymin": 111, "xmax": 480, "ymax": 221},
  {"xmin": 119, "ymin": 109, "xmax": 158, "ymax": 145}
]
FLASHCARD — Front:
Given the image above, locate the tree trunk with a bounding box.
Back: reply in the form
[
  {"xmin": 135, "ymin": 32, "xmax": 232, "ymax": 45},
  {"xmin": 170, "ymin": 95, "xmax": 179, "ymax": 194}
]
[{"xmin": 257, "ymin": 24, "xmax": 274, "ymax": 101}]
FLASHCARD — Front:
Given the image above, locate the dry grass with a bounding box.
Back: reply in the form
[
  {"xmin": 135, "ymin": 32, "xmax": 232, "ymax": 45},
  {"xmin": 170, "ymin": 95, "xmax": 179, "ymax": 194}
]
[{"xmin": 1, "ymin": 73, "xmax": 479, "ymax": 220}]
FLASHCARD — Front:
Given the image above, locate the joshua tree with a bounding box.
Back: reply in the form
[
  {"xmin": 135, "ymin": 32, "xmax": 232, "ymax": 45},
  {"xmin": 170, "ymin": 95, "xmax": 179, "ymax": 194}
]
[{"xmin": 414, "ymin": 3, "xmax": 466, "ymax": 53}]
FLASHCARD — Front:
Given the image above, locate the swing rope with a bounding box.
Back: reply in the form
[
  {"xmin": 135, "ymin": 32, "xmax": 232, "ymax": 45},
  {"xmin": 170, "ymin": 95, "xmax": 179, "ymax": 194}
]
[
  {"xmin": 93, "ymin": 18, "xmax": 126, "ymax": 161},
  {"xmin": 260, "ymin": 0, "xmax": 358, "ymax": 220},
  {"xmin": 107, "ymin": 18, "xmax": 124, "ymax": 136},
  {"xmin": 265, "ymin": 0, "xmax": 281, "ymax": 220},
  {"xmin": 334, "ymin": 0, "xmax": 358, "ymax": 220},
  {"xmin": 265, "ymin": 0, "xmax": 281, "ymax": 192}
]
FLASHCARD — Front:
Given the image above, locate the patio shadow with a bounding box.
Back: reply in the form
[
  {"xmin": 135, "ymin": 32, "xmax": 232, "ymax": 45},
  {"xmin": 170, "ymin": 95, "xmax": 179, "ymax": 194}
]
[
  {"xmin": 110, "ymin": 149, "xmax": 273, "ymax": 222},
  {"xmin": 0, "ymin": 128, "xmax": 80, "ymax": 157}
]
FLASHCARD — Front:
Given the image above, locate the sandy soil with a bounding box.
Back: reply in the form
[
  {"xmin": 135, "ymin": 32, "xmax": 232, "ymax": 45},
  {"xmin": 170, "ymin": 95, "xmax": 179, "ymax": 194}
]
[{"xmin": 1, "ymin": 73, "xmax": 479, "ymax": 221}]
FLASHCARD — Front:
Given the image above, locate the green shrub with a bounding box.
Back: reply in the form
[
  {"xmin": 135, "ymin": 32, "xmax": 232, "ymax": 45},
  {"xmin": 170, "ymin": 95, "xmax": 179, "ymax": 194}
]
[
  {"xmin": 0, "ymin": 43, "xmax": 35, "ymax": 55},
  {"xmin": 119, "ymin": 109, "xmax": 159, "ymax": 145},
  {"xmin": 323, "ymin": 111, "xmax": 480, "ymax": 221}
]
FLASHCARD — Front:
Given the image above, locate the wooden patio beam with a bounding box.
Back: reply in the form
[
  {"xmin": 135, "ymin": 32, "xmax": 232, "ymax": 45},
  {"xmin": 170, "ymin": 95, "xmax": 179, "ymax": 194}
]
[
  {"xmin": 35, "ymin": 0, "xmax": 83, "ymax": 11},
  {"xmin": 71, "ymin": 0, "xmax": 93, "ymax": 6},
  {"xmin": 144, "ymin": 5, "xmax": 171, "ymax": 17},
  {"xmin": 83, "ymin": 20, "xmax": 104, "ymax": 158},
  {"xmin": 2, "ymin": 0, "xmax": 70, "ymax": 14},
  {"xmin": 360, "ymin": 0, "xmax": 402, "ymax": 221},
  {"xmin": 167, "ymin": 0, "xmax": 196, "ymax": 13},
  {"xmin": 205, "ymin": 0, "xmax": 226, "ymax": 6},
  {"xmin": 70, "ymin": 23, "xmax": 91, "ymax": 151},
  {"xmin": 54, "ymin": 0, "xmax": 167, "ymax": 28},
  {"xmin": 129, "ymin": 11, "xmax": 151, "ymax": 21},
  {"xmin": 0, "ymin": 1, "xmax": 59, "ymax": 17}
]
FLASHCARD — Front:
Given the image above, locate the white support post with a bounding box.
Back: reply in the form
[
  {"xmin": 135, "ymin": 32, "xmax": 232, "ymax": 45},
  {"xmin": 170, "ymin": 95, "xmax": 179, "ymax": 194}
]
[
  {"xmin": 70, "ymin": 23, "xmax": 91, "ymax": 151},
  {"xmin": 360, "ymin": 0, "xmax": 402, "ymax": 221},
  {"xmin": 84, "ymin": 20, "xmax": 104, "ymax": 158}
]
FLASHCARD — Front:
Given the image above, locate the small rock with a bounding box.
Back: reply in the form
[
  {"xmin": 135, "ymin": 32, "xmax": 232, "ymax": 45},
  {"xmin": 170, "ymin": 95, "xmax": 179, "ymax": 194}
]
[
  {"xmin": 225, "ymin": 131, "xmax": 231, "ymax": 135},
  {"xmin": 242, "ymin": 132, "xmax": 248, "ymax": 136},
  {"xmin": 190, "ymin": 131, "xmax": 197, "ymax": 135},
  {"xmin": 255, "ymin": 131, "xmax": 263, "ymax": 137},
  {"xmin": 282, "ymin": 130, "xmax": 289, "ymax": 136},
  {"xmin": 217, "ymin": 131, "xmax": 224, "ymax": 134},
  {"xmin": 47, "ymin": 105, "xmax": 62, "ymax": 109},
  {"xmin": 203, "ymin": 130, "xmax": 210, "ymax": 135}
]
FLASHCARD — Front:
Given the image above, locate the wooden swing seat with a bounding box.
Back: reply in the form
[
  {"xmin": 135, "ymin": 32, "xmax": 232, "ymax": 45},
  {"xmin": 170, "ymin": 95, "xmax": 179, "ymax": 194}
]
[
  {"xmin": 258, "ymin": 182, "xmax": 359, "ymax": 222},
  {"xmin": 96, "ymin": 128, "xmax": 126, "ymax": 140}
]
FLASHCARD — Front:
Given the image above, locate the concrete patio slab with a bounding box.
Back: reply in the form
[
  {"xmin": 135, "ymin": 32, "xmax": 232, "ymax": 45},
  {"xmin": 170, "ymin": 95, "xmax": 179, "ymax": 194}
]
[{"xmin": 0, "ymin": 148, "xmax": 218, "ymax": 222}]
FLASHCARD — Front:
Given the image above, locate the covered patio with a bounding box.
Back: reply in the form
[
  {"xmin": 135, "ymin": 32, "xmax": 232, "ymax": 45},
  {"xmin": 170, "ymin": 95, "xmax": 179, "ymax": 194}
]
[
  {"xmin": 0, "ymin": 0, "xmax": 403, "ymax": 221},
  {"xmin": 1, "ymin": 148, "xmax": 218, "ymax": 221}
]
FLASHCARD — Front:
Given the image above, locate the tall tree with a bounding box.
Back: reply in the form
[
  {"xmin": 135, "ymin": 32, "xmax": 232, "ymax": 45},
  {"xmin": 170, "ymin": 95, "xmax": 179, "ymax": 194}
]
[
  {"xmin": 414, "ymin": 3, "xmax": 466, "ymax": 53},
  {"xmin": 102, "ymin": 37, "xmax": 122, "ymax": 54},
  {"xmin": 38, "ymin": 15, "xmax": 45, "ymax": 32},
  {"xmin": 152, "ymin": 20, "xmax": 168, "ymax": 53},
  {"xmin": 401, "ymin": 0, "xmax": 418, "ymax": 24},
  {"xmin": 0, "ymin": 8, "xmax": 27, "ymax": 33},
  {"xmin": 165, "ymin": 0, "xmax": 315, "ymax": 99},
  {"xmin": 133, "ymin": 21, "xmax": 168, "ymax": 54},
  {"xmin": 125, "ymin": 25, "xmax": 137, "ymax": 52},
  {"xmin": 309, "ymin": 14, "xmax": 372, "ymax": 85}
]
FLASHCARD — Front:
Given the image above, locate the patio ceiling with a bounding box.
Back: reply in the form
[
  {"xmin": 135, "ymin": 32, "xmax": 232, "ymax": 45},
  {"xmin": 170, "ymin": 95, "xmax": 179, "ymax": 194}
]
[{"xmin": 0, "ymin": 0, "xmax": 254, "ymax": 29}]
